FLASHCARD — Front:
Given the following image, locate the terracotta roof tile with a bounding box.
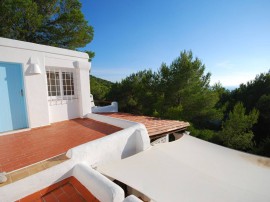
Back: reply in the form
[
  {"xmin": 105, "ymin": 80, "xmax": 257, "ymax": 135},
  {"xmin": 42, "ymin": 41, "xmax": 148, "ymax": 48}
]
[{"xmin": 101, "ymin": 113, "xmax": 190, "ymax": 137}]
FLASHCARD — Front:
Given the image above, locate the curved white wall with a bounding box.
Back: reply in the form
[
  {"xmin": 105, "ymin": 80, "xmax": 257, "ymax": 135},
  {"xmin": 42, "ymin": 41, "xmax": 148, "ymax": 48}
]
[
  {"xmin": 0, "ymin": 114, "xmax": 151, "ymax": 202},
  {"xmin": 0, "ymin": 160, "xmax": 125, "ymax": 202}
]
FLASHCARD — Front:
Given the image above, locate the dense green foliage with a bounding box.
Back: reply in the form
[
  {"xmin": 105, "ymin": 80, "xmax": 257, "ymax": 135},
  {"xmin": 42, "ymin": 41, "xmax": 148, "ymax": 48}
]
[
  {"xmin": 108, "ymin": 51, "xmax": 222, "ymax": 128},
  {"xmin": 222, "ymin": 72, "xmax": 270, "ymax": 144},
  {"xmin": 107, "ymin": 70, "xmax": 157, "ymax": 115},
  {"xmin": 220, "ymin": 102, "xmax": 259, "ymax": 151},
  {"xmin": 104, "ymin": 51, "xmax": 270, "ymax": 157},
  {"xmin": 154, "ymin": 52, "xmax": 222, "ymax": 128},
  {"xmin": 0, "ymin": 0, "xmax": 94, "ymax": 60},
  {"xmin": 90, "ymin": 75, "xmax": 113, "ymax": 101},
  {"xmin": 217, "ymin": 71, "xmax": 270, "ymax": 155}
]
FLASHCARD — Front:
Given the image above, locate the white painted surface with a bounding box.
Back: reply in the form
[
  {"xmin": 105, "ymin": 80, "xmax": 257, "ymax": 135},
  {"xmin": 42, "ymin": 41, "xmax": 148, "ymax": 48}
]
[
  {"xmin": 123, "ymin": 195, "xmax": 143, "ymax": 202},
  {"xmin": 73, "ymin": 162, "xmax": 125, "ymax": 202},
  {"xmin": 0, "ymin": 160, "xmax": 125, "ymax": 202},
  {"xmin": 90, "ymin": 94, "xmax": 95, "ymax": 107},
  {"xmin": 0, "ymin": 37, "xmax": 88, "ymax": 59},
  {"xmin": 87, "ymin": 113, "xmax": 137, "ymax": 129},
  {"xmin": 0, "ymin": 115, "xmax": 151, "ymax": 201},
  {"xmin": 92, "ymin": 102, "xmax": 118, "ymax": 113},
  {"xmin": 0, "ymin": 160, "xmax": 76, "ymax": 202},
  {"xmin": 66, "ymin": 123, "xmax": 151, "ymax": 166},
  {"xmin": 75, "ymin": 61, "xmax": 92, "ymax": 116},
  {"xmin": 0, "ymin": 37, "xmax": 90, "ymax": 128},
  {"xmin": 49, "ymin": 100, "xmax": 80, "ymax": 123},
  {"xmin": 98, "ymin": 135, "xmax": 270, "ymax": 202}
]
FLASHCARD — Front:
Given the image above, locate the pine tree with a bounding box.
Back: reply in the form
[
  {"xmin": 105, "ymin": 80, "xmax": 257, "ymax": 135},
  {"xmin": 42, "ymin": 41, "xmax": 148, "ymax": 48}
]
[
  {"xmin": 221, "ymin": 102, "xmax": 259, "ymax": 151},
  {"xmin": 0, "ymin": 0, "xmax": 94, "ymax": 58}
]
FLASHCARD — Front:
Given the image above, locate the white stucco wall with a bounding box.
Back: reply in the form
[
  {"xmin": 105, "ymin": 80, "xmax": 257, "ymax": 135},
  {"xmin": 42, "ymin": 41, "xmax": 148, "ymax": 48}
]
[
  {"xmin": 0, "ymin": 115, "xmax": 151, "ymax": 202},
  {"xmin": 67, "ymin": 113, "xmax": 151, "ymax": 166},
  {"xmin": 0, "ymin": 37, "xmax": 91, "ymax": 129},
  {"xmin": 0, "ymin": 160, "xmax": 125, "ymax": 202},
  {"xmin": 49, "ymin": 100, "xmax": 80, "ymax": 123},
  {"xmin": 92, "ymin": 102, "xmax": 118, "ymax": 113},
  {"xmin": 87, "ymin": 113, "xmax": 137, "ymax": 129},
  {"xmin": 123, "ymin": 195, "xmax": 143, "ymax": 202},
  {"xmin": 73, "ymin": 162, "xmax": 125, "ymax": 202}
]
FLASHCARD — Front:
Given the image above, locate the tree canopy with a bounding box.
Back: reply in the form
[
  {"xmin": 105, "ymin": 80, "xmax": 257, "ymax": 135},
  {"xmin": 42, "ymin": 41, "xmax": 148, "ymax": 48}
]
[
  {"xmin": 90, "ymin": 75, "xmax": 113, "ymax": 101},
  {"xmin": 219, "ymin": 71, "xmax": 270, "ymax": 145},
  {"xmin": 155, "ymin": 51, "xmax": 222, "ymax": 127},
  {"xmin": 102, "ymin": 51, "xmax": 270, "ymax": 157},
  {"xmin": 221, "ymin": 102, "xmax": 259, "ymax": 151},
  {"xmin": 108, "ymin": 51, "xmax": 221, "ymax": 127},
  {"xmin": 0, "ymin": 0, "xmax": 94, "ymax": 59}
]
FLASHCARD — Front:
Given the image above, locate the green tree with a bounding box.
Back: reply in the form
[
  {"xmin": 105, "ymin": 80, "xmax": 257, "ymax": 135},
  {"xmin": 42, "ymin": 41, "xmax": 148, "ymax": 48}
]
[
  {"xmin": 90, "ymin": 75, "xmax": 113, "ymax": 101},
  {"xmin": 156, "ymin": 51, "xmax": 222, "ymax": 127},
  {"xmin": 221, "ymin": 102, "xmax": 259, "ymax": 151},
  {"xmin": 221, "ymin": 71, "xmax": 270, "ymax": 145},
  {"xmin": 0, "ymin": 0, "xmax": 94, "ymax": 58},
  {"xmin": 107, "ymin": 51, "xmax": 222, "ymax": 126},
  {"xmin": 0, "ymin": 0, "xmax": 42, "ymax": 41},
  {"xmin": 107, "ymin": 70, "xmax": 157, "ymax": 115},
  {"xmin": 212, "ymin": 82, "xmax": 230, "ymax": 111}
]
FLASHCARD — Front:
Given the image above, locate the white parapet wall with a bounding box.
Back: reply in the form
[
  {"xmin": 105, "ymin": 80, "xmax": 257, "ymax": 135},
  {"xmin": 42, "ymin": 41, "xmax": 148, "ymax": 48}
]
[
  {"xmin": 0, "ymin": 160, "xmax": 125, "ymax": 202},
  {"xmin": 123, "ymin": 195, "xmax": 143, "ymax": 202},
  {"xmin": 73, "ymin": 162, "xmax": 125, "ymax": 202},
  {"xmin": 0, "ymin": 114, "xmax": 151, "ymax": 202},
  {"xmin": 90, "ymin": 94, "xmax": 118, "ymax": 113},
  {"xmin": 67, "ymin": 113, "xmax": 151, "ymax": 166},
  {"xmin": 0, "ymin": 160, "xmax": 75, "ymax": 201},
  {"xmin": 92, "ymin": 102, "xmax": 118, "ymax": 113},
  {"xmin": 87, "ymin": 113, "xmax": 137, "ymax": 128}
]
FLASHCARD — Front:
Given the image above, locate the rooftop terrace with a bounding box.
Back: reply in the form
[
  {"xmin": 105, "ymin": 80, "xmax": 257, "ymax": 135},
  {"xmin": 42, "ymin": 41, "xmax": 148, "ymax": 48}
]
[{"xmin": 0, "ymin": 118, "xmax": 122, "ymax": 173}]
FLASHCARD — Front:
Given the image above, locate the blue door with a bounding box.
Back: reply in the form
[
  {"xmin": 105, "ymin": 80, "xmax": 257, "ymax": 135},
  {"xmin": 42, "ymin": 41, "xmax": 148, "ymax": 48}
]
[{"xmin": 0, "ymin": 62, "xmax": 28, "ymax": 133}]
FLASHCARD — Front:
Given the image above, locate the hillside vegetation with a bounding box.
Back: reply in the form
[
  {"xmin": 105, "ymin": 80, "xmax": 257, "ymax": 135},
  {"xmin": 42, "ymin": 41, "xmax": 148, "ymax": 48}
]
[
  {"xmin": 90, "ymin": 75, "xmax": 113, "ymax": 101},
  {"xmin": 94, "ymin": 51, "xmax": 270, "ymax": 157}
]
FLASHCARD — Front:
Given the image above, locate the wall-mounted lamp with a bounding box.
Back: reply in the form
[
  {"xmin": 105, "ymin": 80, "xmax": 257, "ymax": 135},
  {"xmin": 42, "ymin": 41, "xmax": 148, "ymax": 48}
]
[
  {"xmin": 30, "ymin": 63, "xmax": 41, "ymax": 74},
  {"xmin": 29, "ymin": 56, "xmax": 41, "ymax": 74}
]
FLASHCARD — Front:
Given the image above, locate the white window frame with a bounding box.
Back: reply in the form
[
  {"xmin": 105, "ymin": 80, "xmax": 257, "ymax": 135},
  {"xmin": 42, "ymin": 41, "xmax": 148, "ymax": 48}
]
[{"xmin": 46, "ymin": 67, "xmax": 78, "ymax": 104}]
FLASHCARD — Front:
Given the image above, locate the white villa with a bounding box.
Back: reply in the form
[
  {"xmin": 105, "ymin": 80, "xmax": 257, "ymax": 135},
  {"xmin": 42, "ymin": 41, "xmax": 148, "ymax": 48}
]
[{"xmin": 0, "ymin": 38, "xmax": 269, "ymax": 202}]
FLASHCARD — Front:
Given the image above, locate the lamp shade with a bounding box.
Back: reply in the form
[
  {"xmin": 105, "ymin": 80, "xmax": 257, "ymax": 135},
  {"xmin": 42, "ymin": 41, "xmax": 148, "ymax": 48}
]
[{"xmin": 31, "ymin": 63, "xmax": 41, "ymax": 74}]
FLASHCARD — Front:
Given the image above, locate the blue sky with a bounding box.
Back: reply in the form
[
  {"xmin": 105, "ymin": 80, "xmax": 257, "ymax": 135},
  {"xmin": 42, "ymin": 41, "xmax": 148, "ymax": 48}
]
[{"xmin": 80, "ymin": 0, "xmax": 270, "ymax": 88}]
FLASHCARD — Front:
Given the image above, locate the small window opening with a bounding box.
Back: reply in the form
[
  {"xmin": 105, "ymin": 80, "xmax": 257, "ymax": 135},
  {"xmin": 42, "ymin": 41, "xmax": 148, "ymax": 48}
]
[{"xmin": 46, "ymin": 67, "xmax": 77, "ymax": 105}]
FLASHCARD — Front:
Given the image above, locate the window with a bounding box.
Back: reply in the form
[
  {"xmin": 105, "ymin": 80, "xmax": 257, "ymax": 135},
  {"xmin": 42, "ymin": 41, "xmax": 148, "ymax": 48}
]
[
  {"xmin": 46, "ymin": 72, "xmax": 60, "ymax": 96},
  {"xmin": 62, "ymin": 72, "xmax": 74, "ymax": 96},
  {"xmin": 46, "ymin": 68, "xmax": 77, "ymax": 103}
]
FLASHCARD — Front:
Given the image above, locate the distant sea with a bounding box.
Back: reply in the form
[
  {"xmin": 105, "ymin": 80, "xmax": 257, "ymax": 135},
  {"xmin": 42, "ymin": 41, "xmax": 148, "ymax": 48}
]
[{"xmin": 225, "ymin": 86, "xmax": 238, "ymax": 91}]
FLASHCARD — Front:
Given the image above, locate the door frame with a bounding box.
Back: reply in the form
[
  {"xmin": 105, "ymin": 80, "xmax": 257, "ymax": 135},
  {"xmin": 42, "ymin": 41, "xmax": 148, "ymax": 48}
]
[{"xmin": 0, "ymin": 61, "xmax": 29, "ymax": 134}]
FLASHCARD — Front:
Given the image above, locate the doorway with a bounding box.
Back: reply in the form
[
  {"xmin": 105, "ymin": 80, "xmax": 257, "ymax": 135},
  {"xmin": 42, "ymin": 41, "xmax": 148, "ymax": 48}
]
[{"xmin": 0, "ymin": 62, "xmax": 28, "ymax": 133}]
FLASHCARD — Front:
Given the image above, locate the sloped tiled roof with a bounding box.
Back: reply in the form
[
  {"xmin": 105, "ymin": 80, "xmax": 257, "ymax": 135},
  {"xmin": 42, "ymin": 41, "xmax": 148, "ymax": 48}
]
[{"xmin": 101, "ymin": 113, "xmax": 190, "ymax": 137}]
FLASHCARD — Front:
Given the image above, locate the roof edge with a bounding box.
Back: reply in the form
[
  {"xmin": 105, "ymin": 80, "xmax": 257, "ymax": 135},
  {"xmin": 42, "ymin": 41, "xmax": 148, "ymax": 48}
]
[{"xmin": 0, "ymin": 37, "xmax": 89, "ymax": 59}]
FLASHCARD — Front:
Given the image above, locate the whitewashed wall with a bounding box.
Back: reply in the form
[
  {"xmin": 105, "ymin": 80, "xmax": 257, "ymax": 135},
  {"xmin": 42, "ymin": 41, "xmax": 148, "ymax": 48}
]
[
  {"xmin": 0, "ymin": 114, "xmax": 151, "ymax": 202},
  {"xmin": 0, "ymin": 160, "xmax": 125, "ymax": 202},
  {"xmin": 0, "ymin": 37, "xmax": 91, "ymax": 129},
  {"xmin": 67, "ymin": 113, "xmax": 151, "ymax": 166}
]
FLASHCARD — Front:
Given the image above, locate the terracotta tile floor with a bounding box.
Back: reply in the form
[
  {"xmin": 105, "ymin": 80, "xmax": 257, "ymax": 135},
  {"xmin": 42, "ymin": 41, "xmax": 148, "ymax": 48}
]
[
  {"xmin": 41, "ymin": 182, "xmax": 93, "ymax": 202},
  {"xmin": 0, "ymin": 154, "xmax": 68, "ymax": 187},
  {"xmin": 0, "ymin": 118, "xmax": 122, "ymax": 172},
  {"xmin": 18, "ymin": 177, "xmax": 99, "ymax": 202}
]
